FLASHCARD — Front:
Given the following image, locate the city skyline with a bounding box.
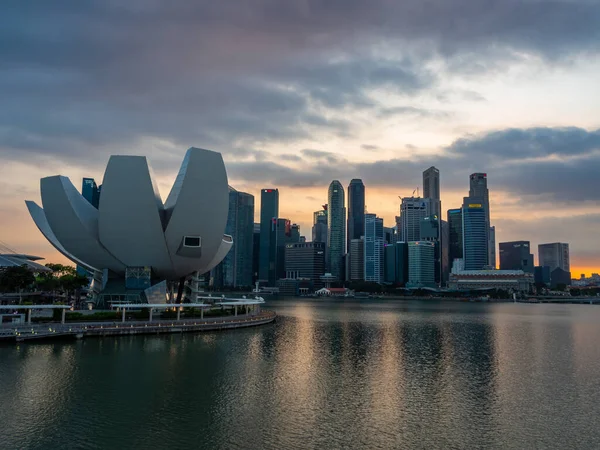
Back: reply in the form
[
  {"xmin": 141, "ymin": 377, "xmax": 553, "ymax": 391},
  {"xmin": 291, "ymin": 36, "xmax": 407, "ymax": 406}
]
[{"xmin": 1, "ymin": 2, "xmax": 599, "ymax": 276}]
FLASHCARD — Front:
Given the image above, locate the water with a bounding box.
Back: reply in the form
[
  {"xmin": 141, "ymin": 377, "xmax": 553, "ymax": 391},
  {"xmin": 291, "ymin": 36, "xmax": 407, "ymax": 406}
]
[{"xmin": 2, "ymin": 299, "xmax": 600, "ymax": 449}]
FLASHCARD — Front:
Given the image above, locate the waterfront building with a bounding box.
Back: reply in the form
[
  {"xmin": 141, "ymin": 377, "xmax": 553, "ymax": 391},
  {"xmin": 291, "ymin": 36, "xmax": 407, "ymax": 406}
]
[
  {"xmin": 26, "ymin": 147, "xmax": 233, "ymax": 306},
  {"xmin": 347, "ymin": 179, "xmax": 365, "ymax": 252},
  {"xmin": 259, "ymin": 188, "xmax": 279, "ymax": 282},
  {"xmin": 364, "ymin": 214, "xmax": 384, "ymax": 283},
  {"xmin": 399, "ymin": 197, "xmax": 432, "ymax": 242},
  {"xmin": 469, "ymin": 173, "xmax": 495, "ymax": 268},
  {"xmin": 407, "ymin": 241, "xmax": 436, "ymax": 288},
  {"xmin": 327, "ymin": 181, "xmax": 346, "ymax": 280},
  {"xmin": 551, "ymin": 267, "xmax": 572, "ymax": 289},
  {"xmin": 284, "ymin": 242, "xmax": 326, "ymax": 290},
  {"xmin": 447, "ymin": 208, "xmax": 463, "ymax": 272},
  {"xmin": 383, "ymin": 227, "xmax": 395, "ymax": 244},
  {"xmin": 423, "ymin": 166, "xmax": 441, "ymax": 218},
  {"xmin": 448, "ymin": 270, "xmax": 533, "ymax": 292},
  {"xmin": 538, "ymin": 242, "xmax": 570, "ymax": 272},
  {"xmin": 499, "ymin": 241, "xmax": 534, "ymax": 273},
  {"xmin": 534, "ymin": 265, "xmax": 551, "ymax": 286},
  {"xmin": 462, "ymin": 197, "xmax": 488, "ymax": 270},
  {"xmin": 349, "ymin": 238, "xmax": 364, "ymax": 281},
  {"xmin": 221, "ymin": 188, "xmax": 254, "ymax": 287},
  {"xmin": 384, "ymin": 242, "xmax": 408, "ymax": 285}
]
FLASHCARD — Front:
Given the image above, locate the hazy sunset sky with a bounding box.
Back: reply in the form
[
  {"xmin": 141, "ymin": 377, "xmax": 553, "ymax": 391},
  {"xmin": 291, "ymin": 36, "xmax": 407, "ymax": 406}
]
[{"xmin": 1, "ymin": 1, "xmax": 599, "ymax": 275}]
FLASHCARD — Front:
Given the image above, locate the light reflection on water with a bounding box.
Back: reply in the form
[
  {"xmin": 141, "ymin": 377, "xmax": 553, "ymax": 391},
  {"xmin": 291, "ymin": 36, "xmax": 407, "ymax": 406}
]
[{"xmin": 1, "ymin": 299, "xmax": 600, "ymax": 449}]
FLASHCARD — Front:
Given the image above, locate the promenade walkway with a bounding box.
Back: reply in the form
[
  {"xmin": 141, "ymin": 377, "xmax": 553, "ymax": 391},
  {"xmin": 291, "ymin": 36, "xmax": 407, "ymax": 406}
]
[{"xmin": 0, "ymin": 310, "xmax": 276, "ymax": 343}]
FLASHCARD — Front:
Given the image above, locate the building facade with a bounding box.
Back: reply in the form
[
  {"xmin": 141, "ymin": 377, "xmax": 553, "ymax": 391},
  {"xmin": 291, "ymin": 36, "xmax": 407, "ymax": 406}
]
[
  {"xmin": 364, "ymin": 214, "xmax": 384, "ymax": 283},
  {"xmin": 284, "ymin": 242, "xmax": 326, "ymax": 290},
  {"xmin": 312, "ymin": 209, "xmax": 328, "ymax": 244},
  {"xmin": 447, "ymin": 209, "xmax": 463, "ymax": 272},
  {"xmin": 399, "ymin": 197, "xmax": 432, "ymax": 242},
  {"xmin": 420, "ymin": 215, "xmax": 442, "ymax": 286},
  {"xmin": 349, "ymin": 238, "xmax": 364, "ymax": 281},
  {"xmin": 462, "ymin": 197, "xmax": 488, "ymax": 270},
  {"xmin": 499, "ymin": 241, "xmax": 534, "ymax": 273},
  {"xmin": 469, "ymin": 173, "xmax": 495, "ymax": 268},
  {"xmin": 407, "ymin": 241, "xmax": 436, "ymax": 288},
  {"xmin": 423, "ymin": 166, "xmax": 441, "ymax": 218},
  {"xmin": 252, "ymin": 223, "xmax": 260, "ymax": 283},
  {"xmin": 384, "ymin": 242, "xmax": 409, "ymax": 285},
  {"xmin": 347, "ymin": 179, "xmax": 365, "ymax": 252},
  {"xmin": 327, "ymin": 180, "xmax": 346, "ymax": 280},
  {"xmin": 538, "ymin": 242, "xmax": 570, "ymax": 272},
  {"xmin": 82, "ymin": 177, "xmax": 101, "ymax": 209},
  {"xmin": 259, "ymin": 189, "xmax": 279, "ymax": 282},
  {"xmin": 448, "ymin": 270, "xmax": 533, "ymax": 292},
  {"xmin": 221, "ymin": 188, "xmax": 254, "ymax": 287}
]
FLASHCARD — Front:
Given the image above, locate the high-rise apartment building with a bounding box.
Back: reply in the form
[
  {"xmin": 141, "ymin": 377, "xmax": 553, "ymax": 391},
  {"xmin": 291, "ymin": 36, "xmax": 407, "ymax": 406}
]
[
  {"xmin": 347, "ymin": 179, "xmax": 365, "ymax": 252},
  {"xmin": 221, "ymin": 188, "xmax": 254, "ymax": 287},
  {"xmin": 538, "ymin": 243, "xmax": 570, "ymax": 272},
  {"xmin": 364, "ymin": 214, "xmax": 384, "ymax": 283},
  {"xmin": 462, "ymin": 197, "xmax": 488, "ymax": 270},
  {"xmin": 259, "ymin": 188, "xmax": 279, "ymax": 282},
  {"xmin": 285, "ymin": 242, "xmax": 326, "ymax": 289},
  {"xmin": 469, "ymin": 173, "xmax": 495, "ymax": 267},
  {"xmin": 399, "ymin": 197, "xmax": 432, "ymax": 242},
  {"xmin": 327, "ymin": 181, "xmax": 346, "ymax": 280},
  {"xmin": 407, "ymin": 241, "xmax": 436, "ymax": 288},
  {"xmin": 447, "ymin": 208, "xmax": 463, "ymax": 272},
  {"xmin": 82, "ymin": 178, "xmax": 101, "ymax": 209},
  {"xmin": 499, "ymin": 241, "xmax": 534, "ymax": 273},
  {"xmin": 423, "ymin": 166, "xmax": 441, "ymax": 218},
  {"xmin": 349, "ymin": 238, "xmax": 364, "ymax": 281}
]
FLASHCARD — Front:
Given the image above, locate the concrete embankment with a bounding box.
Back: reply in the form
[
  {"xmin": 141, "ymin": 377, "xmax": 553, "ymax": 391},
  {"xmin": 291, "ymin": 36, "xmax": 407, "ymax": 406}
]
[{"xmin": 0, "ymin": 310, "xmax": 276, "ymax": 343}]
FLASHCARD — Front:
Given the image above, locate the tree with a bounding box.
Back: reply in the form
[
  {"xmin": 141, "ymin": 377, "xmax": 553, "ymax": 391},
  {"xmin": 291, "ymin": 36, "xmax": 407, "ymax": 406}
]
[
  {"xmin": 0, "ymin": 265, "xmax": 35, "ymax": 295},
  {"xmin": 45, "ymin": 263, "xmax": 76, "ymax": 277},
  {"xmin": 59, "ymin": 274, "xmax": 90, "ymax": 306}
]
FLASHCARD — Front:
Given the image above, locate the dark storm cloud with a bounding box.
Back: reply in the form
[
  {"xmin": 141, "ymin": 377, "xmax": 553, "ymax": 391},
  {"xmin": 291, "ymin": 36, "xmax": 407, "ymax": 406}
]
[
  {"xmin": 1, "ymin": 0, "xmax": 599, "ymax": 167},
  {"xmin": 227, "ymin": 127, "xmax": 600, "ymax": 203}
]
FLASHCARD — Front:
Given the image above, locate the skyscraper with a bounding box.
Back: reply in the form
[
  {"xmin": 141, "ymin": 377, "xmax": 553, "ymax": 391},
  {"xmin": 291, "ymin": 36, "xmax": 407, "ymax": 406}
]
[
  {"xmin": 399, "ymin": 197, "xmax": 432, "ymax": 242},
  {"xmin": 269, "ymin": 218, "xmax": 296, "ymax": 284},
  {"xmin": 252, "ymin": 223, "xmax": 260, "ymax": 284},
  {"xmin": 423, "ymin": 166, "xmax": 441, "ymax": 218},
  {"xmin": 420, "ymin": 215, "xmax": 442, "ymax": 286},
  {"xmin": 462, "ymin": 197, "xmax": 488, "ymax": 270},
  {"xmin": 221, "ymin": 188, "xmax": 254, "ymax": 287},
  {"xmin": 285, "ymin": 242, "xmax": 326, "ymax": 289},
  {"xmin": 259, "ymin": 188, "xmax": 279, "ymax": 282},
  {"xmin": 347, "ymin": 179, "xmax": 365, "ymax": 251},
  {"xmin": 312, "ymin": 208, "xmax": 328, "ymax": 244},
  {"xmin": 447, "ymin": 208, "xmax": 463, "ymax": 272},
  {"xmin": 538, "ymin": 243, "xmax": 570, "ymax": 272},
  {"xmin": 384, "ymin": 242, "xmax": 409, "ymax": 285},
  {"xmin": 82, "ymin": 178, "xmax": 101, "ymax": 209},
  {"xmin": 499, "ymin": 241, "xmax": 534, "ymax": 273},
  {"xmin": 349, "ymin": 238, "xmax": 364, "ymax": 281},
  {"xmin": 327, "ymin": 181, "xmax": 346, "ymax": 280},
  {"xmin": 469, "ymin": 173, "xmax": 494, "ymax": 267},
  {"xmin": 364, "ymin": 214, "xmax": 384, "ymax": 283},
  {"xmin": 407, "ymin": 241, "xmax": 436, "ymax": 288}
]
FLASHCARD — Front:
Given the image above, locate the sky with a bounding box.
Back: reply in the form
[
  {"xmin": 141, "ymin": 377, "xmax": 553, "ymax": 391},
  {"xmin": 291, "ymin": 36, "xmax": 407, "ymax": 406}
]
[{"xmin": 1, "ymin": 1, "xmax": 599, "ymax": 276}]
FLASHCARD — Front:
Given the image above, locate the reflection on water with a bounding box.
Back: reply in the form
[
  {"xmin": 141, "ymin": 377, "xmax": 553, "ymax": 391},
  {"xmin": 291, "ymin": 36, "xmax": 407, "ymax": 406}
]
[{"xmin": 2, "ymin": 299, "xmax": 600, "ymax": 449}]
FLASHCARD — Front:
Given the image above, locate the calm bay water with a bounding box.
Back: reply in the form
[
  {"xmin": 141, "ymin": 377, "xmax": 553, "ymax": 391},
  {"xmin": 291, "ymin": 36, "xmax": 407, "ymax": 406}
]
[{"xmin": 2, "ymin": 299, "xmax": 600, "ymax": 449}]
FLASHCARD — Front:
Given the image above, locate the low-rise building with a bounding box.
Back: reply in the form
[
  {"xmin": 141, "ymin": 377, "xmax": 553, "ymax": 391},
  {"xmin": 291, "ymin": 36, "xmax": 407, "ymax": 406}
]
[{"xmin": 448, "ymin": 270, "xmax": 533, "ymax": 292}]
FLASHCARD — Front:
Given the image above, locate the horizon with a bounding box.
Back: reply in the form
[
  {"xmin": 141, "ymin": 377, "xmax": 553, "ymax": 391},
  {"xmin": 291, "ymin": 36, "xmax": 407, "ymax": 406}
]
[{"xmin": 1, "ymin": 2, "xmax": 598, "ymax": 276}]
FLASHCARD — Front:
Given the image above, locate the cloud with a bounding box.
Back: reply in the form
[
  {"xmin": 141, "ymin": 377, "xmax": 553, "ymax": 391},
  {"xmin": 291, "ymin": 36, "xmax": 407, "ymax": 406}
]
[
  {"xmin": 361, "ymin": 144, "xmax": 379, "ymax": 151},
  {"xmin": 378, "ymin": 106, "xmax": 453, "ymax": 120}
]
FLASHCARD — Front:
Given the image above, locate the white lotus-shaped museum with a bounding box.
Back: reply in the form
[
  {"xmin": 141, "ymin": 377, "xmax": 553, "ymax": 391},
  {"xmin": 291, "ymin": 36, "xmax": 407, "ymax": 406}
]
[{"xmin": 25, "ymin": 147, "xmax": 233, "ymax": 281}]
